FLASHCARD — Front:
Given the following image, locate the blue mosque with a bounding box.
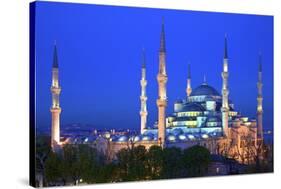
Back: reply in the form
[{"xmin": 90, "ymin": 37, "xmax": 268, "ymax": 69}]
[{"xmin": 50, "ymin": 21, "xmax": 264, "ymax": 163}]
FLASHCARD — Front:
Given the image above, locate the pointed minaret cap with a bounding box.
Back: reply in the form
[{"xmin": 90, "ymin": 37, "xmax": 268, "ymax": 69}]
[
  {"xmin": 187, "ymin": 63, "xmax": 191, "ymax": 79},
  {"xmin": 224, "ymin": 33, "xmax": 228, "ymax": 59},
  {"xmin": 142, "ymin": 48, "xmax": 146, "ymax": 68},
  {"xmin": 53, "ymin": 40, "xmax": 59, "ymax": 68},
  {"xmin": 259, "ymin": 51, "xmax": 262, "ymax": 72},
  {"xmin": 159, "ymin": 17, "xmax": 166, "ymax": 52}
]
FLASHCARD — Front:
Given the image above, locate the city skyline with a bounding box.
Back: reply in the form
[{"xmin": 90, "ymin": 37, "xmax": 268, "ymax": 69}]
[{"xmin": 35, "ymin": 2, "xmax": 273, "ymax": 131}]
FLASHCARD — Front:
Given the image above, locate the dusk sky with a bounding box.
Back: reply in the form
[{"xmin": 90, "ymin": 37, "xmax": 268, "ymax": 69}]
[{"xmin": 34, "ymin": 1, "xmax": 273, "ymax": 131}]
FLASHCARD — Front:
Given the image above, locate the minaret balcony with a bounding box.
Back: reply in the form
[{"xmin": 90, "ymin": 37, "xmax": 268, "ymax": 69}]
[
  {"xmin": 51, "ymin": 86, "xmax": 61, "ymax": 94},
  {"xmin": 157, "ymin": 74, "xmax": 168, "ymax": 83},
  {"xmin": 221, "ymin": 72, "xmax": 229, "ymax": 78},
  {"xmin": 50, "ymin": 107, "xmax": 61, "ymax": 113},
  {"xmin": 140, "ymin": 80, "xmax": 147, "ymax": 86},
  {"xmin": 140, "ymin": 96, "xmax": 148, "ymax": 101},
  {"xmin": 157, "ymin": 99, "xmax": 167, "ymax": 107},
  {"xmin": 222, "ymin": 90, "xmax": 229, "ymax": 96},
  {"xmin": 221, "ymin": 107, "xmax": 229, "ymax": 112},
  {"xmin": 140, "ymin": 111, "xmax": 148, "ymax": 116}
]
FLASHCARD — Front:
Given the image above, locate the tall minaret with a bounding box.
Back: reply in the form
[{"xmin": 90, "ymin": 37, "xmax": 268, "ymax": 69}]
[
  {"xmin": 140, "ymin": 49, "xmax": 148, "ymax": 134},
  {"xmin": 157, "ymin": 19, "xmax": 168, "ymax": 148},
  {"xmin": 221, "ymin": 35, "xmax": 229, "ymax": 137},
  {"xmin": 50, "ymin": 42, "xmax": 62, "ymax": 150},
  {"xmin": 257, "ymin": 53, "xmax": 263, "ymax": 141},
  {"xmin": 186, "ymin": 63, "xmax": 192, "ymax": 97}
]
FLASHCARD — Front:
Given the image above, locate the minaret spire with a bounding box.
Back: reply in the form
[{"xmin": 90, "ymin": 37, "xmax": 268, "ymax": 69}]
[
  {"xmin": 186, "ymin": 63, "xmax": 192, "ymax": 97},
  {"xmin": 157, "ymin": 18, "xmax": 168, "ymax": 148},
  {"xmin": 140, "ymin": 48, "xmax": 148, "ymax": 134},
  {"xmin": 257, "ymin": 52, "xmax": 263, "ymax": 141},
  {"xmin": 50, "ymin": 41, "xmax": 62, "ymax": 150},
  {"xmin": 141, "ymin": 48, "xmax": 146, "ymax": 69},
  {"xmin": 53, "ymin": 42, "xmax": 59, "ymax": 68},
  {"xmin": 160, "ymin": 17, "xmax": 166, "ymax": 53},
  {"xmin": 221, "ymin": 35, "xmax": 230, "ymax": 137},
  {"xmin": 224, "ymin": 34, "xmax": 228, "ymax": 59}
]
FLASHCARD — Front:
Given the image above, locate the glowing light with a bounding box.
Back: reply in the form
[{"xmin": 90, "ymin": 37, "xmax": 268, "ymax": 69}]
[
  {"xmin": 142, "ymin": 136, "xmax": 152, "ymax": 141},
  {"xmin": 202, "ymin": 134, "xmax": 209, "ymax": 139},
  {"xmin": 118, "ymin": 136, "xmax": 128, "ymax": 142},
  {"xmin": 133, "ymin": 136, "xmax": 140, "ymax": 142},
  {"xmin": 104, "ymin": 132, "xmax": 111, "ymax": 139},
  {"xmin": 178, "ymin": 135, "xmax": 186, "ymax": 140},
  {"xmin": 168, "ymin": 135, "xmax": 176, "ymax": 141},
  {"xmin": 188, "ymin": 134, "xmax": 195, "ymax": 140}
]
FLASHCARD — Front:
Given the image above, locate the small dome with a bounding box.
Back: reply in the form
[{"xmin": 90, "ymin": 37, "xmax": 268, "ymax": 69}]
[
  {"xmin": 118, "ymin": 135, "xmax": 128, "ymax": 142},
  {"xmin": 167, "ymin": 134, "xmax": 176, "ymax": 141},
  {"xmin": 181, "ymin": 103, "xmax": 205, "ymax": 112},
  {"xmin": 142, "ymin": 135, "xmax": 152, "ymax": 141},
  {"xmin": 190, "ymin": 84, "xmax": 220, "ymax": 96},
  {"xmin": 133, "ymin": 136, "xmax": 141, "ymax": 142},
  {"xmin": 178, "ymin": 134, "xmax": 187, "ymax": 140},
  {"xmin": 171, "ymin": 128, "xmax": 183, "ymax": 135},
  {"xmin": 187, "ymin": 134, "xmax": 195, "ymax": 140},
  {"xmin": 201, "ymin": 134, "xmax": 209, "ymax": 139}
]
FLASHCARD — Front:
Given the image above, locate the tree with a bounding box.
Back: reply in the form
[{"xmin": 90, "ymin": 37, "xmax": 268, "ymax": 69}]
[
  {"xmin": 182, "ymin": 145, "xmax": 211, "ymax": 177},
  {"xmin": 129, "ymin": 145, "xmax": 147, "ymax": 180},
  {"xmin": 62, "ymin": 144, "xmax": 81, "ymax": 184},
  {"xmin": 95, "ymin": 163, "xmax": 118, "ymax": 183},
  {"xmin": 162, "ymin": 147, "xmax": 183, "ymax": 178},
  {"xmin": 116, "ymin": 148, "xmax": 130, "ymax": 181},
  {"xmin": 116, "ymin": 145, "xmax": 147, "ymax": 181},
  {"xmin": 146, "ymin": 145, "xmax": 163, "ymax": 179},
  {"xmin": 45, "ymin": 151, "xmax": 63, "ymax": 185},
  {"xmin": 35, "ymin": 135, "xmax": 51, "ymax": 186},
  {"xmin": 78, "ymin": 145, "xmax": 100, "ymax": 184},
  {"xmin": 61, "ymin": 144, "xmax": 103, "ymax": 185}
]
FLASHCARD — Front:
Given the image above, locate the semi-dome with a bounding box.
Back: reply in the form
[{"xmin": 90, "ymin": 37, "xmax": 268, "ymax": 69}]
[
  {"xmin": 190, "ymin": 83, "xmax": 220, "ymax": 96},
  {"xmin": 181, "ymin": 103, "xmax": 205, "ymax": 112}
]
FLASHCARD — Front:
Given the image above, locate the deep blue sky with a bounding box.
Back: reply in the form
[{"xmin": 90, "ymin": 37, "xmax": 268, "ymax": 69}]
[{"xmin": 34, "ymin": 1, "xmax": 273, "ymax": 131}]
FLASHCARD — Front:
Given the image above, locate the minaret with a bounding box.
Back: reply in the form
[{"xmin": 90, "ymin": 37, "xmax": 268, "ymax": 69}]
[
  {"xmin": 50, "ymin": 41, "xmax": 62, "ymax": 150},
  {"xmin": 186, "ymin": 63, "xmax": 192, "ymax": 97},
  {"xmin": 157, "ymin": 19, "xmax": 168, "ymax": 148},
  {"xmin": 221, "ymin": 35, "xmax": 229, "ymax": 137},
  {"xmin": 257, "ymin": 53, "xmax": 263, "ymax": 141},
  {"xmin": 140, "ymin": 49, "xmax": 148, "ymax": 134}
]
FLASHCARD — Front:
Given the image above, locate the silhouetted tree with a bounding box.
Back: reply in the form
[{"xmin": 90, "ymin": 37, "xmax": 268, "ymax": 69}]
[
  {"xmin": 45, "ymin": 151, "xmax": 63, "ymax": 185},
  {"xmin": 162, "ymin": 147, "xmax": 183, "ymax": 178},
  {"xmin": 182, "ymin": 145, "xmax": 211, "ymax": 177},
  {"xmin": 116, "ymin": 145, "xmax": 147, "ymax": 181},
  {"xmin": 35, "ymin": 135, "xmax": 51, "ymax": 186},
  {"xmin": 146, "ymin": 145, "xmax": 163, "ymax": 179}
]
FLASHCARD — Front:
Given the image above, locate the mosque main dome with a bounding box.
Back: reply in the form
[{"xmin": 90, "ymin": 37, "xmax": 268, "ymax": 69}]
[{"xmin": 190, "ymin": 83, "xmax": 220, "ymax": 96}]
